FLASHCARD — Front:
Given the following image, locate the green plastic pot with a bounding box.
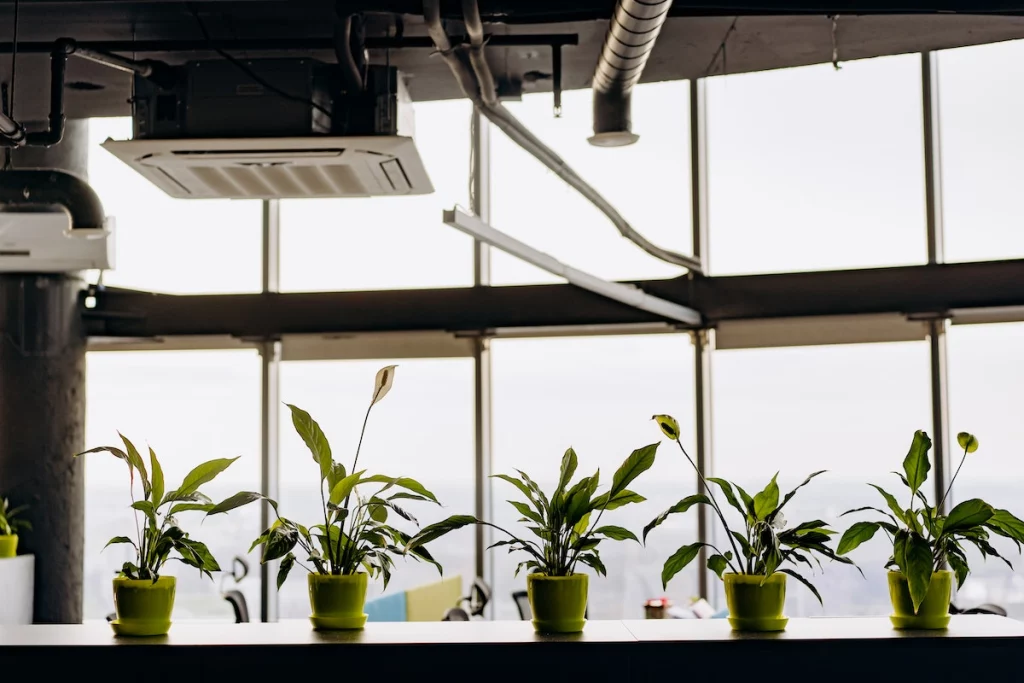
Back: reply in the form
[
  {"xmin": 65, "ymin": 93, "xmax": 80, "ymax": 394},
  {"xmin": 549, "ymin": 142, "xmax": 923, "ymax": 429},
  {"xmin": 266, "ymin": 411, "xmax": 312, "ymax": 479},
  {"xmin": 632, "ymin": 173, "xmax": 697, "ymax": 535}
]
[
  {"xmin": 888, "ymin": 570, "xmax": 952, "ymax": 630},
  {"xmin": 527, "ymin": 573, "xmax": 588, "ymax": 634},
  {"xmin": 724, "ymin": 573, "xmax": 788, "ymax": 632},
  {"xmin": 112, "ymin": 576, "xmax": 176, "ymax": 637},
  {"xmin": 0, "ymin": 534, "xmax": 17, "ymax": 558},
  {"xmin": 308, "ymin": 573, "xmax": 368, "ymax": 630}
]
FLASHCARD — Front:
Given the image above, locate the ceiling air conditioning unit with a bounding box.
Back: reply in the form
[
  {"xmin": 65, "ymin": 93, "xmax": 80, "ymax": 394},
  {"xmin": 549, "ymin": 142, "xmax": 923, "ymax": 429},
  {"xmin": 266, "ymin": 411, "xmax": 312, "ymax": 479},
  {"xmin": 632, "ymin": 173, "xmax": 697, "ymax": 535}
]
[{"xmin": 101, "ymin": 60, "xmax": 433, "ymax": 199}]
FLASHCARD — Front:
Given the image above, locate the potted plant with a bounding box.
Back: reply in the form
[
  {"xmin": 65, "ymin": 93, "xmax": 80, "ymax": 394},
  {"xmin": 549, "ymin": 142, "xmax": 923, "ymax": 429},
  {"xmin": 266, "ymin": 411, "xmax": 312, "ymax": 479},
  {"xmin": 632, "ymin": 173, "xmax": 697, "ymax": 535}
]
[
  {"xmin": 837, "ymin": 430, "xmax": 1024, "ymax": 629},
  {"xmin": 77, "ymin": 436, "xmax": 249, "ymax": 636},
  {"xmin": 644, "ymin": 414, "xmax": 856, "ymax": 632},
  {"xmin": 0, "ymin": 497, "xmax": 29, "ymax": 558},
  {"xmin": 208, "ymin": 365, "xmax": 468, "ymax": 631},
  {"xmin": 406, "ymin": 442, "xmax": 659, "ymax": 633}
]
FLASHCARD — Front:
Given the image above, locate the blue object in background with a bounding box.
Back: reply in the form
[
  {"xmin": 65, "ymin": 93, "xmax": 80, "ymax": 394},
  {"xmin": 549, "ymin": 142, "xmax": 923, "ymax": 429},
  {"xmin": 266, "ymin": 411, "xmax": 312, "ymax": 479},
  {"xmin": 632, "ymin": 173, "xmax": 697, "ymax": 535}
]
[{"xmin": 365, "ymin": 591, "xmax": 407, "ymax": 622}]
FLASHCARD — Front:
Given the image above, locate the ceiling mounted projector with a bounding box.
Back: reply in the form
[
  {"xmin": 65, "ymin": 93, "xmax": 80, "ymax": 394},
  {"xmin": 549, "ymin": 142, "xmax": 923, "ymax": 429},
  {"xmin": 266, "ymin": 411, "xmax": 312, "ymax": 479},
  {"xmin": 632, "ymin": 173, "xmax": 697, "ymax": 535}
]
[{"xmin": 100, "ymin": 59, "xmax": 433, "ymax": 199}]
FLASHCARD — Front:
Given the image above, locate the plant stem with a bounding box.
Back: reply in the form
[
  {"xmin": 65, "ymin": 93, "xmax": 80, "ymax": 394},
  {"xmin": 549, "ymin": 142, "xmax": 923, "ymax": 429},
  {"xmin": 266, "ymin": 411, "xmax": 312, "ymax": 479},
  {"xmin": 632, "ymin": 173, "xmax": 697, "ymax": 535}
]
[
  {"xmin": 338, "ymin": 396, "xmax": 379, "ymax": 572},
  {"xmin": 936, "ymin": 447, "xmax": 968, "ymax": 514},
  {"xmin": 674, "ymin": 441, "xmax": 745, "ymax": 572}
]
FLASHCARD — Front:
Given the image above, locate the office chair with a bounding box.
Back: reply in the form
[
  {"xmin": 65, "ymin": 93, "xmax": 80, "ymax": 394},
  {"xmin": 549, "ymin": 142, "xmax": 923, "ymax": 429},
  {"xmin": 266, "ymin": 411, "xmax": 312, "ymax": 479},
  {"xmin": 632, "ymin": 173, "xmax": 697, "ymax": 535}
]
[
  {"xmin": 221, "ymin": 557, "xmax": 251, "ymax": 623},
  {"xmin": 950, "ymin": 602, "xmax": 1007, "ymax": 616},
  {"xmin": 462, "ymin": 577, "xmax": 491, "ymax": 617},
  {"xmin": 442, "ymin": 607, "xmax": 471, "ymax": 621}
]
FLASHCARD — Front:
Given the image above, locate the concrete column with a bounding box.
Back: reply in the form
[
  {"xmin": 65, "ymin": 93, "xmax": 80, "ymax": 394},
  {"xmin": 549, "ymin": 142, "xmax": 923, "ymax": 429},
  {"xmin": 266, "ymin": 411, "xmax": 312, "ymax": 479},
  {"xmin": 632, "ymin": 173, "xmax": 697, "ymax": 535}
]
[{"xmin": 0, "ymin": 119, "xmax": 91, "ymax": 623}]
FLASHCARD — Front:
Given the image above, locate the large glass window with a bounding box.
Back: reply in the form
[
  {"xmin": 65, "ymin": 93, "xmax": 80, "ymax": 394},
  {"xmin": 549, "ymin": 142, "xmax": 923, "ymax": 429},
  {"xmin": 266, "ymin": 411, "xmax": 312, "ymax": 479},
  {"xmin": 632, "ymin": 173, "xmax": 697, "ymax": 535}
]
[
  {"xmin": 939, "ymin": 40, "xmax": 1024, "ymax": 262},
  {"xmin": 708, "ymin": 55, "xmax": 927, "ymax": 275},
  {"xmin": 279, "ymin": 101, "xmax": 474, "ymax": 291},
  {"xmin": 88, "ymin": 118, "xmax": 262, "ymax": 293},
  {"xmin": 948, "ymin": 322, "xmax": 1024, "ymax": 618},
  {"xmin": 712, "ymin": 341, "xmax": 931, "ymax": 616},
  {"xmin": 84, "ymin": 350, "xmax": 261, "ymax": 621},
  {"xmin": 276, "ymin": 359, "xmax": 475, "ymax": 618},
  {"xmin": 491, "ymin": 334, "xmax": 697, "ymax": 620},
  {"xmin": 491, "ymin": 82, "xmax": 692, "ymax": 285}
]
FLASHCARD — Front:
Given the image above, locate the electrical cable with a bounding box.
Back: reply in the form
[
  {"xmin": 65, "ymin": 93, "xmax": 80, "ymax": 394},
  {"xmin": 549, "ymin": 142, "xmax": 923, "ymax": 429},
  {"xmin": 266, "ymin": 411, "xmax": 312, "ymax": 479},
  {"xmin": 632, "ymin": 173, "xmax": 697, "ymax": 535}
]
[
  {"xmin": 186, "ymin": 2, "xmax": 334, "ymax": 120},
  {"xmin": 10, "ymin": 0, "xmax": 18, "ymax": 121}
]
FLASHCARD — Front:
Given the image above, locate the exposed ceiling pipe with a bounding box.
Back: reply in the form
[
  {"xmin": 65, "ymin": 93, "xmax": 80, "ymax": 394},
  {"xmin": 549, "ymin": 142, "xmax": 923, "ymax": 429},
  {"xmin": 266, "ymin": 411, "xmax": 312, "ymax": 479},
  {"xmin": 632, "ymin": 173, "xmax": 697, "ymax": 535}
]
[
  {"xmin": 0, "ymin": 170, "xmax": 106, "ymax": 231},
  {"xmin": 589, "ymin": 0, "xmax": 674, "ymax": 147},
  {"xmin": 427, "ymin": 0, "xmax": 701, "ymax": 273}
]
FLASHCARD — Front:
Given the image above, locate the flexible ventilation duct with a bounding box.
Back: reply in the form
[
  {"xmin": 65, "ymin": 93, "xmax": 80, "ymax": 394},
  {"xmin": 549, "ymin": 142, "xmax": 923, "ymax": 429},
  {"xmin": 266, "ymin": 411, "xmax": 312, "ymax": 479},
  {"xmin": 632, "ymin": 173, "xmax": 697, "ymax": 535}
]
[
  {"xmin": 0, "ymin": 170, "xmax": 106, "ymax": 230},
  {"xmin": 590, "ymin": 0, "xmax": 674, "ymax": 147}
]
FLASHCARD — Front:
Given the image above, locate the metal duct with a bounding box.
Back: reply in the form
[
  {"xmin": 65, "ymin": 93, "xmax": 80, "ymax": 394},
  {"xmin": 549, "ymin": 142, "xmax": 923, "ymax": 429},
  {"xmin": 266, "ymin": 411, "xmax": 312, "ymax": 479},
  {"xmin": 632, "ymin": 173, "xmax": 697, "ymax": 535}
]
[
  {"xmin": 590, "ymin": 0, "xmax": 674, "ymax": 147},
  {"xmin": 0, "ymin": 170, "xmax": 106, "ymax": 231}
]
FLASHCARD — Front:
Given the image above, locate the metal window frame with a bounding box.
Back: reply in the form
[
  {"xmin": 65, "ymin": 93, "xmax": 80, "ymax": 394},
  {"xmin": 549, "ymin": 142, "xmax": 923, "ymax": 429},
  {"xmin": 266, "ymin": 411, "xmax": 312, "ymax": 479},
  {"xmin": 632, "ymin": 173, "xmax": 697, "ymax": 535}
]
[{"xmin": 259, "ymin": 199, "xmax": 281, "ymax": 622}]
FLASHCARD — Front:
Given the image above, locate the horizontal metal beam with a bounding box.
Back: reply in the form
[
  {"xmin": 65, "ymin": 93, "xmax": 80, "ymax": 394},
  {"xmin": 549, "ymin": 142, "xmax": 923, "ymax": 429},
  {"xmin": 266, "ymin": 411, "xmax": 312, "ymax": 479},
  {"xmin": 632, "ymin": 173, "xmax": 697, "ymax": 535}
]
[
  {"xmin": 443, "ymin": 208, "xmax": 702, "ymax": 326},
  {"xmin": 83, "ymin": 259, "xmax": 1024, "ymax": 340}
]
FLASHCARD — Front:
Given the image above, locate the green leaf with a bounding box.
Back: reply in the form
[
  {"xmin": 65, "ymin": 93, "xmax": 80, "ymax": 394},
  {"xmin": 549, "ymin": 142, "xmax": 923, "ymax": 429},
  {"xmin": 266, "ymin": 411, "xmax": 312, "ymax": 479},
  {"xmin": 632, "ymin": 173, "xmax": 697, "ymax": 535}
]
[
  {"xmin": 947, "ymin": 547, "xmax": 970, "ymax": 588},
  {"xmin": 779, "ymin": 568, "xmax": 822, "ymax": 605},
  {"xmin": 119, "ymin": 433, "xmax": 151, "ymax": 501},
  {"xmin": 328, "ymin": 470, "xmax": 366, "ymax": 506},
  {"xmin": 869, "ymin": 484, "xmax": 908, "ymax": 526},
  {"xmin": 573, "ymin": 512, "xmax": 591, "ymax": 537},
  {"xmin": 609, "ymin": 443, "xmax": 658, "ymax": 499},
  {"xmin": 359, "ymin": 475, "xmax": 439, "ymax": 504},
  {"xmin": 752, "ymin": 473, "xmax": 780, "ymax": 521},
  {"xmin": 285, "ymin": 404, "xmax": 333, "ymax": 482},
  {"xmin": 735, "ymin": 484, "xmax": 755, "ymax": 517},
  {"xmin": 902, "ymin": 430, "xmax": 932, "ymax": 496},
  {"xmin": 262, "ymin": 525, "xmax": 298, "ymax": 563},
  {"xmin": 905, "ymin": 532, "xmax": 934, "ymax": 613},
  {"xmin": 277, "ymin": 552, "xmax": 296, "ymax": 588},
  {"xmin": 405, "ymin": 515, "xmax": 477, "ymax": 553},
  {"xmin": 772, "ymin": 470, "xmax": 827, "ymax": 520},
  {"xmin": 662, "ymin": 542, "xmax": 708, "ymax": 589},
  {"xmin": 652, "ymin": 414, "xmax": 680, "ymax": 441},
  {"xmin": 508, "ymin": 500, "xmax": 544, "ymax": 526},
  {"xmin": 837, "ymin": 521, "xmax": 881, "ymax": 555},
  {"xmin": 643, "ymin": 494, "xmax": 710, "ymax": 544},
  {"xmin": 491, "ymin": 474, "xmax": 536, "ymax": 505},
  {"xmin": 590, "ymin": 490, "xmax": 646, "ymax": 511},
  {"xmin": 555, "ymin": 447, "xmax": 578, "ymax": 503},
  {"xmin": 131, "ymin": 500, "xmax": 157, "ymax": 529},
  {"xmin": 207, "ymin": 491, "xmax": 265, "ymax": 516},
  {"xmin": 577, "ymin": 552, "xmax": 607, "ymax": 576},
  {"xmin": 593, "ymin": 526, "xmax": 639, "ymax": 543},
  {"xmin": 957, "ymin": 432, "xmax": 979, "ymax": 454},
  {"xmin": 149, "ymin": 447, "xmax": 164, "ymax": 508},
  {"xmin": 707, "ymin": 552, "xmax": 731, "ymax": 579},
  {"xmin": 707, "ymin": 478, "xmax": 746, "ymax": 519},
  {"xmin": 944, "ymin": 498, "xmax": 994, "ymax": 533},
  {"xmin": 175, "ymin": 457, "xmax": 241, "ymax": 499},
  {"xmin": 326, "ymin": 462, "xmax": 347, "ymax": 493},
  {"xmin": 103, "ymin": 536, "xmax": 137, "ymax": 550},
  {"xmin": 168, "ymin": 502, "xmax": 215, "ymax": 515},
  {"xmin": 566, "ymin": 472, "xmax": 600, "ymax": 526},
  {"xmin": 986, "ymin": 509, "xmax": 1024, "ymax": 545}
]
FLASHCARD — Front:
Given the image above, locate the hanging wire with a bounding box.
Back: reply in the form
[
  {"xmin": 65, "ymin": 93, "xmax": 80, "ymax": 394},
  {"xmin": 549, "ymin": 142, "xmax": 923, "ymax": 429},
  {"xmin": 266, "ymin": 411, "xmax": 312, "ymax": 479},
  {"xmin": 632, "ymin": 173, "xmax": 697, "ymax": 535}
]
[
  {"xmin": 830, "ymin": 15, "xmax": 842, "ymax": 70},
  {"xmin": 703, "ymin": 16, "xmax": 738, "ymax": 77}
]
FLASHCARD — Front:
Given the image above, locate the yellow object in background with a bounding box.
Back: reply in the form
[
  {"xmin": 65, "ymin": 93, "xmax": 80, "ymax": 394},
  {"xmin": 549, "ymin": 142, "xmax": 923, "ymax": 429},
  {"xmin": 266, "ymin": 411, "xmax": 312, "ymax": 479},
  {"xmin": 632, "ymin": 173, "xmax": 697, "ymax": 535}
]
[{"xmin": 406, "ymin": 575, "xmax": 462, "ymax": 621}]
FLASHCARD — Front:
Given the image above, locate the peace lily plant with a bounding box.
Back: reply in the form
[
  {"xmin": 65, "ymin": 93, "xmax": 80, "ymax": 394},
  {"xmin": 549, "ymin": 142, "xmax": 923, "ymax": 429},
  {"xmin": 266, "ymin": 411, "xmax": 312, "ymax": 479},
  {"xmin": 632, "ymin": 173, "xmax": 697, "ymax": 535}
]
[
  {"xmin": 644, "ymin": 414, "xmax": 856, "ymax": 632},
  {"xmin": 837, "ymin": 430, "xmax": 1024, "ymax": 629},
  {"xmin": 407, "ymin": 443, "xmax": 659, "ymax": 633},
  {"xmin": 0, "ymin": 497, "xmax": 29, "ymax": 558},
  {"xmin": 77, "ymin": 436, "xmax": 248, "ymax": 636},
  {"xmin": 208, "ymin": 365, "xmax": 468, "ymax": 631}
]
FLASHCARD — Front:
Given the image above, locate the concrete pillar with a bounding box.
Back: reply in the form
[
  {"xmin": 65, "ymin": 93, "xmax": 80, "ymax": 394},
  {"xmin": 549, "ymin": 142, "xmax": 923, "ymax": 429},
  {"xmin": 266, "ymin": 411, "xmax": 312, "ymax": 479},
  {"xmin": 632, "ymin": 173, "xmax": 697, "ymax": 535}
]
[{"xmin": 0, "ymin": 119, "xmax": 90, "ymax": 623}]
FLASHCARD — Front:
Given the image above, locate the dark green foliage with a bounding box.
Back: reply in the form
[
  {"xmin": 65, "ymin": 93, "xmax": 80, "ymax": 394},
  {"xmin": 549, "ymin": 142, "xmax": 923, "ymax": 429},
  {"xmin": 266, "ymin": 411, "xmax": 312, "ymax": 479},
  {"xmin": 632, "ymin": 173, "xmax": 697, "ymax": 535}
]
[
  {"xmin": 838, "ymin": 431, "xmax": 1024, "ymax": 613},
  {"xmin": 77, "ymin": 434, "xmax": 243, "ymax": 581},
  {"xmin": 407, "ymin": 444, "xmax": 658, "ymax": 578},
  {"xmin": 0, "ymin": 497, "xmax": 30, "ymax": 536}
]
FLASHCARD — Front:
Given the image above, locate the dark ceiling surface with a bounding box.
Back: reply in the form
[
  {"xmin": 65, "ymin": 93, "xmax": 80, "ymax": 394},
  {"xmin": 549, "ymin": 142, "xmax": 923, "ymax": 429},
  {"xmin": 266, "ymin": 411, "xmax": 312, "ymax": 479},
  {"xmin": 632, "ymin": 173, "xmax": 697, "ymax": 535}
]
[{"xmin": 1, "ymin": 1, "xmax": 1024, "ymax": 120}]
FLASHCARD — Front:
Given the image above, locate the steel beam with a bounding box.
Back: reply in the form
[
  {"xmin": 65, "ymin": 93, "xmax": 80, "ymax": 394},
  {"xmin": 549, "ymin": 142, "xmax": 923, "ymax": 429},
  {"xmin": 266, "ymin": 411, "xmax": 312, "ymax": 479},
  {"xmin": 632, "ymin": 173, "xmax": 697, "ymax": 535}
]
[
  {"xmin": 83, "ymin": 259, "xmax": 1024, "ymax": 340},
  {"xmin": 259, "ymin": 199, "xmax": 281, "ymax": 622}
]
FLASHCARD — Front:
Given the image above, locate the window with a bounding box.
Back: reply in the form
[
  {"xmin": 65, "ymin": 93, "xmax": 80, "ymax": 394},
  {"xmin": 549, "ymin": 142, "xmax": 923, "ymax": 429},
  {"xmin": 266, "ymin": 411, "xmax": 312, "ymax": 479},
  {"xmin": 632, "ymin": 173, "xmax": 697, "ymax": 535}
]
[
  {"xmin": 88, "ymin": 118, "xmax": 262, "ymax": 294},
  {"xmin": 708, "ymin": 55, "xmax": 927, "ymax": 275},
  {"xmin": 275, "ymin": 359, "xmax": 475, "ymax": 618},
  {"xmin": 948, "ymin": 322, "xmax": 1024, "ymax": 618},
  {"xmin": 84, "ymin": 350, "xmax": 261, "ymax": 621},
  {"xmin": 939, "ymin": 40, "xmax": 1024, "ymax": 262},
  {"xmin": 491, "ymin": 82, "xmax": 692, "ymax": 285},
  {"xmin": 279, "ymin": 101, "xmax": 474, "ymax": 291},
  {"xmin": 491, "ymin": 334, "xmax": 697, "ymax": 620},
  {"xmin": 711, "ymin": 341, "xmax": 931, "ymax": 616}
]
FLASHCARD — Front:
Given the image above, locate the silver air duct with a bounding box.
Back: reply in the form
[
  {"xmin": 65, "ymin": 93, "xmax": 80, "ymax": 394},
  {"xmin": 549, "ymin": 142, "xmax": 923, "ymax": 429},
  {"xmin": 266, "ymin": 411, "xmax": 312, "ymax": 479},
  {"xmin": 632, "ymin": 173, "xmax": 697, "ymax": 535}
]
[{"xmin": 589, "ymin": 0, "xmax": 674, "ymax": 147}]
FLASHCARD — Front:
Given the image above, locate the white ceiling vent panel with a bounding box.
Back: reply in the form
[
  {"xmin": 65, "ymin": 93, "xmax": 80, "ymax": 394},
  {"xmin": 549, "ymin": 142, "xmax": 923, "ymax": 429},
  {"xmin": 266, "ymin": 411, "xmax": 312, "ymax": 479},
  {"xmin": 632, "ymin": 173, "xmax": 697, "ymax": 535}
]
[{"xmin": 100, "ymin": 136, "xmax": 434, "ymax": 200}]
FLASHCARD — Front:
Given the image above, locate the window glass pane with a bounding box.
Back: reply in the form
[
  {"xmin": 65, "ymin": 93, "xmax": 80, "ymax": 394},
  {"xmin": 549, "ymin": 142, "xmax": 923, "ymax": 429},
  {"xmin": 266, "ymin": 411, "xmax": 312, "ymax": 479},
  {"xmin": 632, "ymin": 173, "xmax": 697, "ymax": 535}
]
[
  {"xmin": 280, "ymin": 101, "xmax": 473, "ymax": 291},
  {"xmin": 88, "ymin": 118, "xmax": 262, "ymax": 293},
  {"xmin": 491, "ymin": 334, "xmax": 697, "ymax": 619},
  {"xmin": 939, "ymin": 40, "xmax": 1024, "ymax": 262},
  {"xmin": 491, "ymin": 82, "xmax": 692, "ymax": 285},
  {"xmin": 712, "ymin": 342, "xmax": 931, "ymax": 616},
  {"xmin": 708, "ymin": 55, "xmax": 927, "ymax": 275},
  {"xmin": 84, "ymin": 350, "xmax": 261, "ymax": 621},
  {"xmin": 277, "ymin": 359, "xmax": 475, "ymax": 618},
  {"xmin": 948, "ymin": 322, "xmax": 1024, "ymax": 617}
]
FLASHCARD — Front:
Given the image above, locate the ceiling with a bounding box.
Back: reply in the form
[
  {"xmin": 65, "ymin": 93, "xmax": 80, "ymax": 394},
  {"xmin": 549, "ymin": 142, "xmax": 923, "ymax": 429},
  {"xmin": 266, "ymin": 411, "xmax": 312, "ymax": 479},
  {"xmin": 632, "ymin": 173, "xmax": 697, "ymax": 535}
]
[{"xmin": 2, "ymin": 1, "xmax": 1024, "ymax": 120}]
